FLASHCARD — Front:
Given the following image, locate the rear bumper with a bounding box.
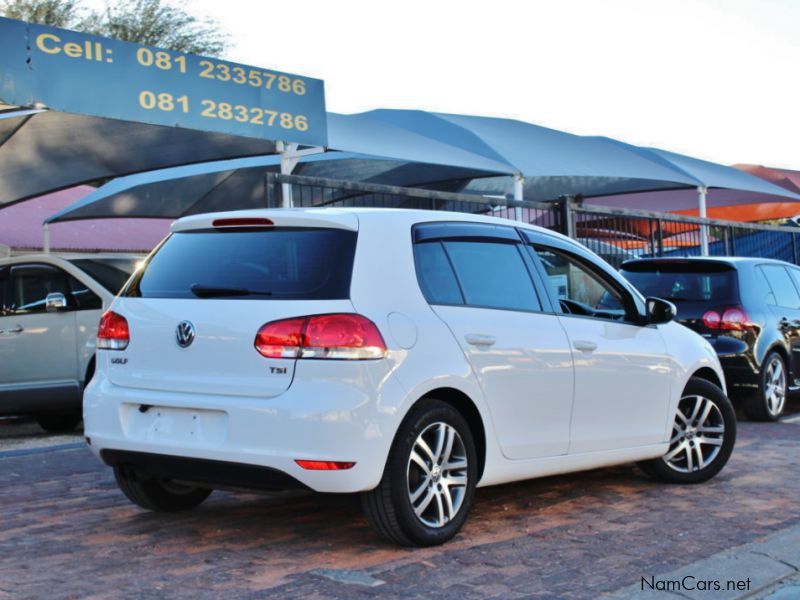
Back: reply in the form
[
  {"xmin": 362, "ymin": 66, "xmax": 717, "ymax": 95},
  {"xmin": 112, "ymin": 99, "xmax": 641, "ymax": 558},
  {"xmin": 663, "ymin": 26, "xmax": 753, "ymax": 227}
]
[
  {"xmin": 84, "ymin": 363, "xmax": 406, "ymax": 494},
  {"xmin": 102, "ymin": 450, "xmax": 311, "ymax": 491},
  {"xmin": 706, "ymin": 336, "xmax": 759, "ymax": 396}
]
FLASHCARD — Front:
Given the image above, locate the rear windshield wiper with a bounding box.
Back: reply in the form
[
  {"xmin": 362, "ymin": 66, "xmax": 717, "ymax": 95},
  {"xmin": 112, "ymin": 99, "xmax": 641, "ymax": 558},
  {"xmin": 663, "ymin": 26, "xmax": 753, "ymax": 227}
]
[{"xmin": 190, "ymin": 284, "xmax": 272, "ymax": 298}]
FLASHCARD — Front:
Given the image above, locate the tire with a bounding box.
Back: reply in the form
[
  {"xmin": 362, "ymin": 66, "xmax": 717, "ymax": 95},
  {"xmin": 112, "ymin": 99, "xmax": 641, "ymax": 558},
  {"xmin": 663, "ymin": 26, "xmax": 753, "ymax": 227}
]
[
  {"xmin": 744, "ymin": 351, "xmax": 787, "ymax": 422},
  {"xmin": 639, "ymin": 377, "xmax": 736, "ymax": 484},
  {"xmin": 35, "ymin": 412, "xmax": 81, "ymax": 433},
  {"xmin": 114, "ymin": 466, "xmax": 212, "ymax": 512},
  {"xmin": 361, "ymin": 398, "xmax": 478, "ymax": 546}
]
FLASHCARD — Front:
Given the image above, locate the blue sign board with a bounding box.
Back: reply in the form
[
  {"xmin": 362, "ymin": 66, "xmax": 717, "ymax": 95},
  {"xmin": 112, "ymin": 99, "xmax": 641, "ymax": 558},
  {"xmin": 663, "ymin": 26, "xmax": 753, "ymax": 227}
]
[{"xmin": 0, "ymin": 17, "xmax": 327, "ymax": 146}]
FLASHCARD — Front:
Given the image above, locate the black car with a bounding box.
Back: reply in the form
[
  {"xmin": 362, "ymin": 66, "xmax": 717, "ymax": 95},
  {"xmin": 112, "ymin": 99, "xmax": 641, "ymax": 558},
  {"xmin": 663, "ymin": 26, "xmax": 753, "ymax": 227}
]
[{"xmin": 621, "ymin": 257, "xmax": 800, "ymax": 421}]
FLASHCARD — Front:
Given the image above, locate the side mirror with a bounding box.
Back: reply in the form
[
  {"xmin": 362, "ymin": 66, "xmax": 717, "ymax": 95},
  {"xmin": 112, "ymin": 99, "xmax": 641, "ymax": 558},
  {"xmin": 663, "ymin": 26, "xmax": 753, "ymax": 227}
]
[
  {"xmin": 45, "ymin": 292, "xmax": 68, "ymax": 312},
  {"xmin": 646, "ymin": 297, "xmax": 676, "ymax": 325}
]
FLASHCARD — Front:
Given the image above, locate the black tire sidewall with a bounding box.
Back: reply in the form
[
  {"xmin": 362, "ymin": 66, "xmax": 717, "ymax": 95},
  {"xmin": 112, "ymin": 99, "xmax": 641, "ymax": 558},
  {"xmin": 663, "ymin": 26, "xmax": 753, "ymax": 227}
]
[{"xmin": 387, "ymin": 399, "xmax": 478, "ymax": 546}]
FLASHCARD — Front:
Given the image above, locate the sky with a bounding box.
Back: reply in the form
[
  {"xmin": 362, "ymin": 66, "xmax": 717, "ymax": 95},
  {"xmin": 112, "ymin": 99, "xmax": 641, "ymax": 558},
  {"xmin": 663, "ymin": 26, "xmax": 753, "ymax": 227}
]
[{"xmin": 94, "ymin": 0, "xmax": 800, "ymax": 170}]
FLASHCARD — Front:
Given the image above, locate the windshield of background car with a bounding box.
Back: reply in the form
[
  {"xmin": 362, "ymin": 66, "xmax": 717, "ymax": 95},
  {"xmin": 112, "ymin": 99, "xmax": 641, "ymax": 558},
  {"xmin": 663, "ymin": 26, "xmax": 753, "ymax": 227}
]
[
  {"xmin": 621, "ymin": 262, "xmax": 738, "ymax": 303},
  {"xmin": 69, "ymin": 258, "xmax": 139, "ymax": 294},
  {"xmin": 122, "ymin": 228, "xmax": 357, "ymax": 300}
]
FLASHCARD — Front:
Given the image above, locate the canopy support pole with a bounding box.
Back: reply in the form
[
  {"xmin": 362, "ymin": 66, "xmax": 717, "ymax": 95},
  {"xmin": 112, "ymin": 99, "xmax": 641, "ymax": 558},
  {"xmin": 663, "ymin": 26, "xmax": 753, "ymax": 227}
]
[
  {"xmin": 513, "ymin": 174, "xmax": 524, "ymax": 221},
  {"xmin": 698, "ymin": 186, "xmax": 709, "ymax": 256},
  {"xmin": 277, "ymin": 142, "xmax": 326, "ymax": 208},
  {"xmin": 43, "ymin": 223, "xmax": 50, "ymax": 253}
]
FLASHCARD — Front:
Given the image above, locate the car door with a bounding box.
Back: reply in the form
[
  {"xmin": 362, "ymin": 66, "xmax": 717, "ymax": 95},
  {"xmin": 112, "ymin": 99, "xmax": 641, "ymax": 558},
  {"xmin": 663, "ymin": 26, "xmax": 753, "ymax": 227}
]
[
  {"xmin": 4, "ymin": 264, "xmax": 78, "ymax": 389},
  {"xmin": 525, "ymin": 235, "xmax": 672, "ymax": 454},
  {"xmin": 413, "ymin": 223, "xmax": 575, "ymax": 460},
  {"xmin": 760, "ymin": 264, "xmax": 800, "ymax": 383}
]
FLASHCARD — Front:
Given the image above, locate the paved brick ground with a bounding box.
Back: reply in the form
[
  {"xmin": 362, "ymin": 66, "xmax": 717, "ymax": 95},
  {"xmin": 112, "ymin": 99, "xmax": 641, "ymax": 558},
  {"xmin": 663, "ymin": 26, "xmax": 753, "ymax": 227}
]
[{"xmin": 0, "ymin": 418, "xmax": 798, "ymax": 600}]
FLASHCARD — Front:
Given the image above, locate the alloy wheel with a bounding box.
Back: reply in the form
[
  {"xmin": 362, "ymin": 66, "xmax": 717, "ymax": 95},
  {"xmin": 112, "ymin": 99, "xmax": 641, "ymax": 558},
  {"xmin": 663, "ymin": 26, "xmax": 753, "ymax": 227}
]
[
  {"xmin": 764, "ymin": 356, "xmax": 787, "ymax": 417},
  {"xmin": 406, "ymin": 422, "xmax": 469, "ymax": 528},
  {"xmin": 663, "ymin": 395, "xmax": 725, "ymax": 473}
]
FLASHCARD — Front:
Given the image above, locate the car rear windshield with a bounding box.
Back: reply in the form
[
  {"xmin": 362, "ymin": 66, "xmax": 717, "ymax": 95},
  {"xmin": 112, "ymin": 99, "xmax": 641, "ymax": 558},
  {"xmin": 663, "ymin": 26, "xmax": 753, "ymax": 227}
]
[
  {"xmin": 69, "ymin": 258, "xmax": 139, "ymax": 294},
  {"xmin": 620, "ymin": 262, "xmax": 738, "ymax": 303},
  {"xmin": 123, "ymin": 228, "xmax": 357, "ymax": 300}
]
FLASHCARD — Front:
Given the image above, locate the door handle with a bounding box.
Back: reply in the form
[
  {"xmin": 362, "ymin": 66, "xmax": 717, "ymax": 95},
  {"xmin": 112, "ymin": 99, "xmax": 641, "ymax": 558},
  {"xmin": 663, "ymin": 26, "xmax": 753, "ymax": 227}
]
[
  {"xmin": 465, "ymin": 333, "xmax": 496, "ymax": 347},
  {"xmin": 1, "ymin": 325, "xmax": 23, "ymax": 334},
  {"xmin": 573, "ymin": 340, "xmax": 597, "ymax": 353}
]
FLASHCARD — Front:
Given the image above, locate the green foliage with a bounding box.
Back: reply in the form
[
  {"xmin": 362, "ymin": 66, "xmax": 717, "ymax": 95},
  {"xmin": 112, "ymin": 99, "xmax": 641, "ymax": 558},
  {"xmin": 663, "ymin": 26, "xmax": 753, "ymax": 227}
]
[
  {"xmin": 0, "ymin": 0, "xmax": 228, "ymax": 57},
  {"xmin": 1, "ymin": 0, "xmax": 84, "ymax": 27}
]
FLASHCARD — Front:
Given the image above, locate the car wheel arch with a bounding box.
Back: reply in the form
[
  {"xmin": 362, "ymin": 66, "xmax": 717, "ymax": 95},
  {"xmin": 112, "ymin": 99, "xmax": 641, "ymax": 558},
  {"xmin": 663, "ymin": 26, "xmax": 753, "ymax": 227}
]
[
  {"xmin": 410, "ymin": 387, "xmax": 487, "ymax": 482},
  {"xmin": 83, "ymin": 355, "xmax": 96, "ymax": 388},
  {"xmin": 691, "ymin": 366, "xmax": 724, "ymax": 391}
]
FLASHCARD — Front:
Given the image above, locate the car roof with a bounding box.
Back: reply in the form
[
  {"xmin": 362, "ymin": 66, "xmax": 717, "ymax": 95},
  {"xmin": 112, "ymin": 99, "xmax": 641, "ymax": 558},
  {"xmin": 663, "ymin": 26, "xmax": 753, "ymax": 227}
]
[
  {"xmin": 622, "ymin": 256, "xmax": 797, "ymax": 268},
  {"xmin": 171, "ymin": 207, "xmax": 574, "ymax": 243}
]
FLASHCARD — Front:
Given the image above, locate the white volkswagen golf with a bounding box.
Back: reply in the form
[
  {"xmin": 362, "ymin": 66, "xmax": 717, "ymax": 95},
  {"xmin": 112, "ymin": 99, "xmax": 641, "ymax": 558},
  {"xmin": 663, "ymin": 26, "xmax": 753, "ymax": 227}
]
[{"xmin": 84, "ymin": 208, "xmax": 736, "ymax": 546}]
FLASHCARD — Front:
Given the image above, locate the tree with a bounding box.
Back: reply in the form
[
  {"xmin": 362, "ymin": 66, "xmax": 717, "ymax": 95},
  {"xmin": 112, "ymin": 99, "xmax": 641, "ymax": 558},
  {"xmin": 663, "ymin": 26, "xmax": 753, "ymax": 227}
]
[
  {"xmin": 1, "ymin": 0, "xmax": 84, "ymax": 27},
  {"xmin": 0, "ymin": 0, "xmax": 228, "ymax": 56}
]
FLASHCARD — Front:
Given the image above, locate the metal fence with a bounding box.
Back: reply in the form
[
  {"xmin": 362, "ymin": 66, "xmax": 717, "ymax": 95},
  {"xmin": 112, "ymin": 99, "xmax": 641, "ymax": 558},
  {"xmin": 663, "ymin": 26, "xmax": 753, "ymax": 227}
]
[{"xmin": 266, "ymin": 173, "xmax": 800, "ymax": 268}]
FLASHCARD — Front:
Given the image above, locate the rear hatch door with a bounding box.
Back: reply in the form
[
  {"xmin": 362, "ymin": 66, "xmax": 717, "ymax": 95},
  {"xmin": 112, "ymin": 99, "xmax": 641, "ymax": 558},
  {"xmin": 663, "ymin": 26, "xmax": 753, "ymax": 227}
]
[{"xmin": 107, "ymin": 214, "xmax": 358, "ymax": 398}]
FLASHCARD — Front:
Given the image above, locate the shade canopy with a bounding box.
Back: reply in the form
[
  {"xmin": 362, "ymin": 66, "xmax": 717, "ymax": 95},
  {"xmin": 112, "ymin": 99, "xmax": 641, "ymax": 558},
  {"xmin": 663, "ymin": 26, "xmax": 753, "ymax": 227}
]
[
  {"xmin": 0, "ymin": 105, "xmax": 278, "ymax": 209},
  {"xmin": 44, "ymin": 151, "xmax": 495, "ymax": 223},
  {"xmin": 328, "ymin": 110, "xmax": 706, "ymax": 200},
  {"xmin": 38, "ymin": 109, "xmax": 800, "ymax": 224},
  {"xmin": 585, "ymin": 164, "xmax": 800, "ymax": 220}
]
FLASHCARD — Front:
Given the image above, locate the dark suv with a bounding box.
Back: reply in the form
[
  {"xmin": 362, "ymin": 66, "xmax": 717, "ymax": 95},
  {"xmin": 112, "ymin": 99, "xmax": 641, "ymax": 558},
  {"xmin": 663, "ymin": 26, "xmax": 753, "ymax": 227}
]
[{"xmin": 621, "ymin": 257, "xmax": 800, "ymax": 421}]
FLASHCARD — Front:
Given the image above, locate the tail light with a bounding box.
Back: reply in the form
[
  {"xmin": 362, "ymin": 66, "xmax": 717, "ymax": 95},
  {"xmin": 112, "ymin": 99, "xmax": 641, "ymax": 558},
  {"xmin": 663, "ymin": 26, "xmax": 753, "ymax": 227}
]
[
  {"xmin": 255, "ymin": 313, "xmax": 387, "ymax": 360},
  {"xmin": 720, "ymin": 307, "xmax": 750, "ymax": 330},
  {"xmin": 97, "ymin": 311, "xmax": 129, "ymax": 350},
  {"xmin": 702, "ymin": 310, "xmax": 721, "ymax": 330},
  {"xmin": 702, "ymin": 306, "xmax": 752, "ymax": 331}
]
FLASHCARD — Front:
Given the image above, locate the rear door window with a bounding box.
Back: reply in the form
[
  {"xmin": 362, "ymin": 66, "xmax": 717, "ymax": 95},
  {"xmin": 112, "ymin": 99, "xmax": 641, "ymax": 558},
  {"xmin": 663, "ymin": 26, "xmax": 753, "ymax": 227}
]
[
  {"xmin": 69, "ymin": 258, "xmax": 138, "ymax": 294},
  {"xmin": 759, "ymin": 265, "xmax": 800, "ymax": 309},
  {"xmin": 442, "ymin": 240, "xmax": 542, "ymax": 312},
  {"xmin": 124, "ymin": 228, "xmax": 357, "ymax": 300}
]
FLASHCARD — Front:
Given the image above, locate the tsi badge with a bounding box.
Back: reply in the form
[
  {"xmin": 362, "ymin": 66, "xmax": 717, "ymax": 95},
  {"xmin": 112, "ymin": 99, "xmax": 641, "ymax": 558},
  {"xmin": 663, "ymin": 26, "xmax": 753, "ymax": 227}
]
[{"xmin": 175, "ymin": 320, "xmax": 196, "ymax": 348}]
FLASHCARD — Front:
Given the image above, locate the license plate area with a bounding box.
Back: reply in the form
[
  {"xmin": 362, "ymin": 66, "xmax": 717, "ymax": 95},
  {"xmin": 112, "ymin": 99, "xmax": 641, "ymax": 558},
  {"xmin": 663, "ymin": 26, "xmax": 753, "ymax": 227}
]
[{"xmin": 120, "ymin": 404, "xmax": 228, "ymax": 446}]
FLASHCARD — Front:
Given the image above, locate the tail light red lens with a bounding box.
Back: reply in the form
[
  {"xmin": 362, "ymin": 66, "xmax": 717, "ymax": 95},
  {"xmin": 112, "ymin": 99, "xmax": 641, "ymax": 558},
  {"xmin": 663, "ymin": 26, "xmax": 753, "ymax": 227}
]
[
  {"xmin": 702, "ymin": 306, "xmax": 752, "ymax": 331},
  {"xmin": 702, "ymin": 310, "xmax": 721, "ymax": 330},
  {"xmin": 97, "ymin": 311, "xmax": 129, "ymax": 350},
  {"xmin": 720, "ymin": 307, "xmax": 750, "ymax": 330},
  {"xmin": 255, "ymin": 313, "xmax": 387, "ymax": 360},
  {"xmin": 295, "ymin": 460, "xmax": 356, "ymax": 470}
]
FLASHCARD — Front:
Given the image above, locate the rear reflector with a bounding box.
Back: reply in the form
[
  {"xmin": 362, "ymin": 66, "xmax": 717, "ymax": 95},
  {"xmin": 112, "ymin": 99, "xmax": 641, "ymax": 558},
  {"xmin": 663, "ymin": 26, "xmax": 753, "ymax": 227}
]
[
  {"xmin": 212, "ymin": 217, "xmax": 274, "ymax": 228},
  {"xmin": 97, "ymin": 311, "xmax": 129, "ymax": 350},
  {"xmin": 295, "ymin": 460, "xmax": 356, "ymax": 470},
  {"xmin": 255, "ymin": 313, "xmax": 387, "ymax": 360}
]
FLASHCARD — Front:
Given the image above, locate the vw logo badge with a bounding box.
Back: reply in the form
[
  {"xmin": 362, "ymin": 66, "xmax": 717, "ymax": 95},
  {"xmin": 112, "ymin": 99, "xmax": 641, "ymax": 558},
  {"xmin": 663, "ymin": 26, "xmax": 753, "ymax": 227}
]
[{"xmin": 175, "ymin": 320, "xmax": 196, "ymax": 348}]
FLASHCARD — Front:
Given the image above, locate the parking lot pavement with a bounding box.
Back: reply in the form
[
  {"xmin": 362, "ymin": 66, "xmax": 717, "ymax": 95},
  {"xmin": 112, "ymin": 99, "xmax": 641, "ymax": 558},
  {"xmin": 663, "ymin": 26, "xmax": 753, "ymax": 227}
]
[
  {"xmin": 0, "ymin": 417, "xmax": 83, "ymax": 452},
  {"xmin": 0, "ymin": 418, "xmax": 798, "ymax": 600}
]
